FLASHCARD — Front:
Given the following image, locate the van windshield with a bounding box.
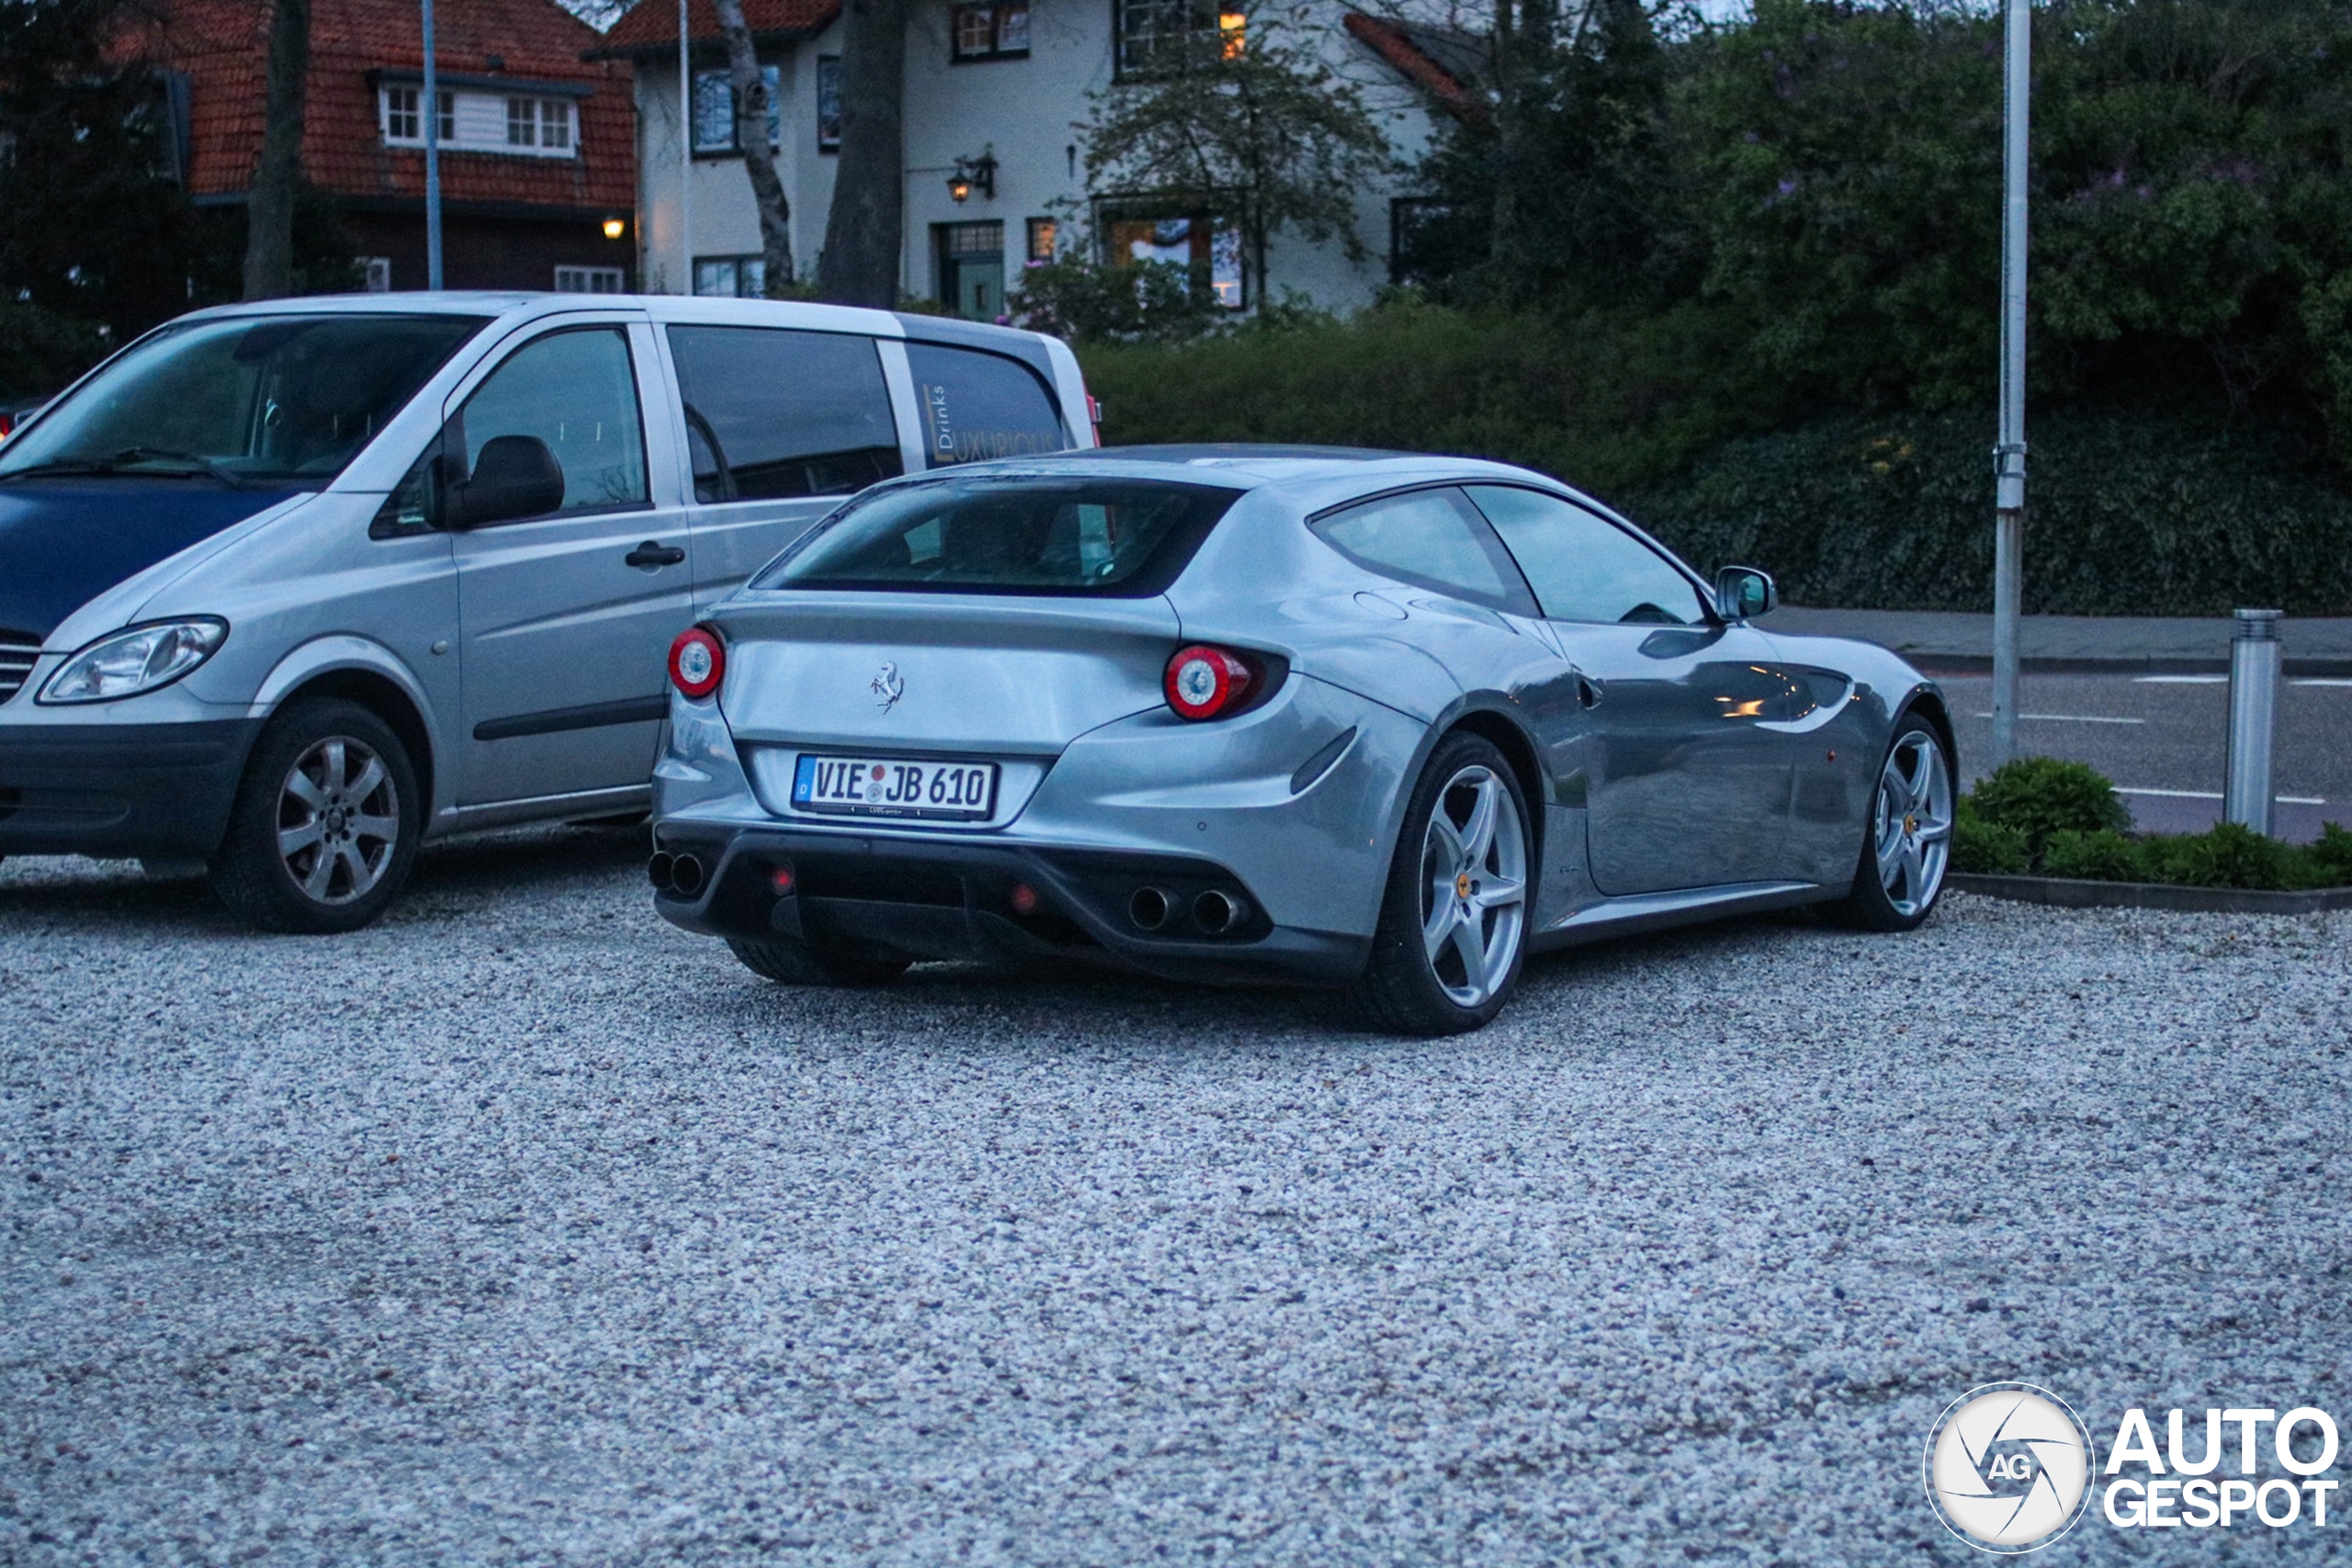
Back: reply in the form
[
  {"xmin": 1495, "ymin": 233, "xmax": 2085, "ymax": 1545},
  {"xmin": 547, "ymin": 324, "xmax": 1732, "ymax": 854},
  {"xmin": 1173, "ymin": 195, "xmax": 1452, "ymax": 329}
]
[
  {"xmin": 0, "ymin": 313, "xmax": 488, "ymax": 486},
  {"xmin": 754, "ymin": 476, "xmax": 1243, "ymax": 597}
]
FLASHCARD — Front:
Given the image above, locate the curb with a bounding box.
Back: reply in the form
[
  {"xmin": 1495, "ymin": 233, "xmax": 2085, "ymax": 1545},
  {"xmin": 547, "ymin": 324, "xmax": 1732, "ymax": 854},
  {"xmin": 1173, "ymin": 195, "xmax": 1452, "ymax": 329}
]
[
  {"xmin": 1910, "ymin": 656, "xmax": 2352, "ymax": 679},
  {"xmin": 1949, "ymin": 873, "xmax": 2352, "ymax": 916}
]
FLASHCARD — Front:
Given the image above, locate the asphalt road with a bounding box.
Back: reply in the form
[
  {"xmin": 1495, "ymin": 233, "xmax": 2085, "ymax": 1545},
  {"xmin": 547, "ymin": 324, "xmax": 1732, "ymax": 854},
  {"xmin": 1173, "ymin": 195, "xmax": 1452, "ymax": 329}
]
[
  {"xmin": 1937, "ymin": 671, "xmax": 2352, "ymax": 841},
  {"xmin": 3, "ymin": 830, "xmax": 2347, "ymax": 1564}
]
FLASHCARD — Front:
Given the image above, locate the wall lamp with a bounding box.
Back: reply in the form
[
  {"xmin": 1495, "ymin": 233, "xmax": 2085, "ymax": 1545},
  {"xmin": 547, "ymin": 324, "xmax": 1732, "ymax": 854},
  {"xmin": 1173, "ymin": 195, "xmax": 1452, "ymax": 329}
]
[
  {"xmin": 602, "ymin": 217, "xmax": 627, "ymax": 240},
  {"xmin": 948, "ymin": 152, "xmax": 998, "ymax": 203}
]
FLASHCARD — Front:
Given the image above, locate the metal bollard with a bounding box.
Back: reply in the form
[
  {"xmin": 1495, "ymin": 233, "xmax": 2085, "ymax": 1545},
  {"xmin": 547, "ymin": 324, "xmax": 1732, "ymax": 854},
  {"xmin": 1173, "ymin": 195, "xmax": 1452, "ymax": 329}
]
[{"xmin": 2224, "ymin": 609, "xmax": 2283, "ymax": 836}]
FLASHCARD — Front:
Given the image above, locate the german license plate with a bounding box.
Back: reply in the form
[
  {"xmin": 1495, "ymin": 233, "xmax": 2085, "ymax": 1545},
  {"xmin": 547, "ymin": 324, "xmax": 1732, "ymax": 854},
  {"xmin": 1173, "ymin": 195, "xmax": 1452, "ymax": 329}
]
[{"xmin": 791, "ymin": 754, "xmax": 999, "ymax": 820}]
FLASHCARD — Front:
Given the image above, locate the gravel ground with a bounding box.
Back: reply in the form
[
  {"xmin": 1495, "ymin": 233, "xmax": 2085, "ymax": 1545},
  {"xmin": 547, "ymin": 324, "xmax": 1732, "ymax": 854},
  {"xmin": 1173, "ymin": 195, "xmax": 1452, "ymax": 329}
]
[{"xmin": 3, "ymin": 829, "xmax": 2347, "ymax": 1565}]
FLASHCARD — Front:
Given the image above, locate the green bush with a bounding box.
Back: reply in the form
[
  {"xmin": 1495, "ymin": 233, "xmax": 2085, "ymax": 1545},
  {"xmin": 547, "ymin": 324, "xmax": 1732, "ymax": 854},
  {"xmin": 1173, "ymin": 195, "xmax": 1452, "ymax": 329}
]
[
  {"xmin": 1951, "ymin": 799, "xmax": 2031, "ymax": 876},
  {"xmin": 1966, "ymin": 758, "xmax": 2132, "ymax": 864},
  {"xmin": 2309, "ymin": 823, "xmax": 2352, "ymax": 885},
  {"xmin": 2041, "ymin": 829, "xmax": 2149, "ymax": 884},
  {"xmin": 2139, "ymin": 822, "xmax": 2299, "ymax": 890}
]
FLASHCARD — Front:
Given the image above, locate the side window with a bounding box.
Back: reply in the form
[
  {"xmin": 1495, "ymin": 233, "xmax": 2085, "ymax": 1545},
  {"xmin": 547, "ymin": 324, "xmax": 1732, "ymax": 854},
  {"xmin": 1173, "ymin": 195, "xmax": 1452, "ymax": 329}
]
[
  {"xmin": 454, "ymin": 327, "xmax": 648, "ymax": 519},
  {"xmin": 666, "ymin": 325, "xmax": 902, "ymax": 503},
  {"xmin": 682, "ymin": 326, "xmax": 908, "ymax": 502},
  {"xmin": 905, "ymin": 342, "xmax": 1066, "ymax": 468},
  {"xmin": 1311, "ymin": 487, "xmax": 1534, "ymax": 614},
  {"xmin": 1465, "ymin": 485, "xmax": 1709, "ymax": 626}
]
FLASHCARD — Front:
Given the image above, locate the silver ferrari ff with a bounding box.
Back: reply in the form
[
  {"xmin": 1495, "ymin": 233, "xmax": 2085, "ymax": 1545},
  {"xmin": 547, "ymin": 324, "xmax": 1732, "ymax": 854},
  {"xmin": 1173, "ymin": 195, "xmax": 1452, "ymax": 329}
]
[{"xmin": 649, "ymin": 446, "xmax": 1955, "ymax": 1034}]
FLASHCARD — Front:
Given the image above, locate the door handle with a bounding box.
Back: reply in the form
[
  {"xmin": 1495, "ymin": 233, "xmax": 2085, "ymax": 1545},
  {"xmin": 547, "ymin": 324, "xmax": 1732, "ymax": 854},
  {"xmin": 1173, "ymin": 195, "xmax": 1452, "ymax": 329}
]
[{"xmin": 625, "ymin": 540, "xmax": 686, "ymax": 569}]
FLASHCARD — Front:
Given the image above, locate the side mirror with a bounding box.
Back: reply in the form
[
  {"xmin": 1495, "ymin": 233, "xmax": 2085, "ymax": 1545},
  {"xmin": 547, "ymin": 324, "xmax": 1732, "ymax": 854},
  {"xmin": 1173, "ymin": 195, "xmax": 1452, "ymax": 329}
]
[
  {"xmin": 449, "ymin": 434, "xmax": 564, "ymax": 527},
  {"xmin": 1714, "ymin": 565, "xmax": 1777, "ymax": 622}
]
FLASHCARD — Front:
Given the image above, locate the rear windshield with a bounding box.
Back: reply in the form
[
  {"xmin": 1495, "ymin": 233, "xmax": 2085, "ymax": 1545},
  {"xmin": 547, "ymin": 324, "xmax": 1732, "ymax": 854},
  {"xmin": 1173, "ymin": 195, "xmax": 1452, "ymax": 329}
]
[
  {"xmin": 753, "ymin": 476, "xmax": 1241, "ymax": 597},
  {"xmin": 0, "ymin": 312, "xmax": 488, "ymax": 486}
]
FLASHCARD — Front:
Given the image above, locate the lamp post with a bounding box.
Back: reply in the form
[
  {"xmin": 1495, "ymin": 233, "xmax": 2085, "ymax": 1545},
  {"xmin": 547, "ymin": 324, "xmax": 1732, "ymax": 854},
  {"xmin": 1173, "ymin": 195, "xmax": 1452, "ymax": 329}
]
[
  {"xmin": 1990, "ymin": 0, "xmax": 2030, "ymax": 767},
  {"xmin": 422, "ymin": 0, "xmax": 442, "ymax": 288}
]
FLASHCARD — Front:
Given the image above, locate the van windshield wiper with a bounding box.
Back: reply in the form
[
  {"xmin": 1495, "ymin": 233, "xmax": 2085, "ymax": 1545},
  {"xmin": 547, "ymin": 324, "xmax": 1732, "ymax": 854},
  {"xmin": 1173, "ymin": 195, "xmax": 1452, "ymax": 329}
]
[{"xmin": 0, "ymin": 446, "xmax": 246, "ymax": 487}]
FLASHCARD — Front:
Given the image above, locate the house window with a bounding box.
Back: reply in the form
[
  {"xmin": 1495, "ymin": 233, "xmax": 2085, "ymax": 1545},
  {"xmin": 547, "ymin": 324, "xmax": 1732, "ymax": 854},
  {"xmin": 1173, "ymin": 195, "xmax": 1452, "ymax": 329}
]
[
  {"xmin": 1106, "ymin": 213, "xmax": 1244, "ymax": 307},
  {"xmin": 381, "ymin": 85, "xmax": 571, "ymax": 156},
  {"xmin": 691, "ymin": 66, "xmax": 782, "ymax": 154},
  {"xmin": 693, "ymin": 254, "xmax": 768, "ymax": 298},
  {"xmin": 817, "ymin": 56, "xmax": 842, "ymax": 152},
  {"xmin": 951, "ymin": 1, "xmax": 1029, "ymax": 61},
  {"xmin": 1389, "ymin": 197, "xmax": 1452, "ymax": 288},
  {"xmin": 555, "ymin": 265, "xmax": 625, "ymax": 293},
  {"xmin": 507, "ymin": 96, "xmax": 573, "ymax": 151},
  {"xmin": 1115, "ymin": 0, "xmax": 1244, "ymax": 75},
  {"xmin": 380, "ymin": 85, "xmax": 453, "ymax": 144},
  {"xmin": 935, "ymin": 220, "xmax": 1005, "ymax": 321},
  {"xmin": 1025, "ymin": 217, "xmax": 1056, "ymax": 265},
  {"xmin": 360, "ymin": 256, "xmax": 392, "ymax": 292}
]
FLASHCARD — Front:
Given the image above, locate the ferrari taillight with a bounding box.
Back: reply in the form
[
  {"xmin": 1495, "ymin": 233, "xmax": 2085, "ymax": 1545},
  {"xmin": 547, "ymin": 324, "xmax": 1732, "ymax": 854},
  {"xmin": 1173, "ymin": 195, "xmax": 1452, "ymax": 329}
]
[
  {"xmin": 669, "ymin": 625, "xmax": 725, "ymax": 699},
  {"xmin": 1164, "ymin": 644, "xmax": 1255, "ymax": 721}
]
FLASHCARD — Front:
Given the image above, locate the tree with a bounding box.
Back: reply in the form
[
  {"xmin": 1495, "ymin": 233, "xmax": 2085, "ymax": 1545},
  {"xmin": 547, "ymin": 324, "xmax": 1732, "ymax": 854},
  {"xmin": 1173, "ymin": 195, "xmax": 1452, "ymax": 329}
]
[
  {"xmin": 1078, "ymin": 17, "xmax": 1395, "ymax": 307},
  {"xmin": 0, "ymin": 0, "xmax": 196, "ymax": 390},
  {"xmin": 817, "ymin": 0, "xmax": 907, "ymax": 307},
  {"xmin": 714, "ymin": 0, "xmax": 792, "ymax": 291},
  {"xmin": 243, "ymin": 0, "xmax": 310, "ymax": 300}
]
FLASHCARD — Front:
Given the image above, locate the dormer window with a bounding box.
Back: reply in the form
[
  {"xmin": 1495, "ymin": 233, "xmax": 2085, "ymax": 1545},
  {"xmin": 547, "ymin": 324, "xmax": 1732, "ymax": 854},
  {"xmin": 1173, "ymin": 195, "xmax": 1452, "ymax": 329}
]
[
  {"xmin": 950, "ymin": 2, "xmax": 1029, "ymax": 61},
  {"xmin": 379, "ymin": 83, "xmax": 578, "ymax": 158}
]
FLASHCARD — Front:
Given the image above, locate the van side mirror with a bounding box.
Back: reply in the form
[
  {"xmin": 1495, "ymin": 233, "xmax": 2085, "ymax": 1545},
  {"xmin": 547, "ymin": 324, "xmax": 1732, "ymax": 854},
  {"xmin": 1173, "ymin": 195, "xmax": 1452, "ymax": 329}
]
[
  {"xmin": 449, "ymin": 434, "xmax": 564, "ymax": 527},
  {"xmin": 1714, "ymin": 565, "xmax": 1777, "ymax": 622}
]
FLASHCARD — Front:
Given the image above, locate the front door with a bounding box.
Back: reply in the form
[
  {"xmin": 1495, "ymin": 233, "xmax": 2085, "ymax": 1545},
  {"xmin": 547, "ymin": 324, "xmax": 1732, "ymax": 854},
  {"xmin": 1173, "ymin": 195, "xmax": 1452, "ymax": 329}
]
[
  {"xmin": 936, "ymin": 221, "xmax": 1005, "ymax": 321},
  {"xmin": 1464, "ymin": 484, "xmax": 1796, "ymax": 895},
  {"xmin": 449, "ymin": 320, "xmax": 694, "ymax": 807}
]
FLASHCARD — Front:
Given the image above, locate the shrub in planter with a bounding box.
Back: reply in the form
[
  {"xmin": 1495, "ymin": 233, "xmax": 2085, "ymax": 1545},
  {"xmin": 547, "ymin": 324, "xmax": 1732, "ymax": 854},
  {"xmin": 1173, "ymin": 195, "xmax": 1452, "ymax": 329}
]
[
  {"xmin": 1968, "ymin": 758, "xmax": 2132, "ymax": 862},
  {"xmin": 2139, "ymin": 821, "xmax": 2298, "ymax": 890},
  {"xmin": 1951, "ymin": 798, "xmax": 2030, "ymax": 874},
  {"xmin": 2041, "ymin": 829, "xmax": 2147, "ymax": 883},
  {"xmin": 2309, "ymin": 823, "xmax": 2352, "ymax": 885}
]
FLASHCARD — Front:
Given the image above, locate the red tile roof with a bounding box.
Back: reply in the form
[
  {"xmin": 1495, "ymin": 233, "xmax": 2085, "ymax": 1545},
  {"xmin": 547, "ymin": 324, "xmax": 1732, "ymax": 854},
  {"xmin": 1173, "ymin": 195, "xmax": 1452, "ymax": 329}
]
[
  {"xmin": 592, "ymin": 0, "xmax": 840, "ymax": 58},
  {"xmin": 125, "ymin": 0, "xmax": 634, "ymax": 212}
]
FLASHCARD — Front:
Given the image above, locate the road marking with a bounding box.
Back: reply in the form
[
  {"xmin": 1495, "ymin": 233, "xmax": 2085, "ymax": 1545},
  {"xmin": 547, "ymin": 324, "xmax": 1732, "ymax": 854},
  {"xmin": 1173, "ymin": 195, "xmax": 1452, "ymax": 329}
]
[
  {"xmin": 2118, "ymin": 786, "xmax": 2327, "ymax": 805},
  {"xmin": 1972, "ymin": 712, "xmax": 2146, "ymax": 725},
  {"xmin": 2293, "ymin": 678, "xmax": 2352, "ymax": 687},
  {"xmin": 2134, "ymin": 674, "xmax": 2228, "ymax": 684}
]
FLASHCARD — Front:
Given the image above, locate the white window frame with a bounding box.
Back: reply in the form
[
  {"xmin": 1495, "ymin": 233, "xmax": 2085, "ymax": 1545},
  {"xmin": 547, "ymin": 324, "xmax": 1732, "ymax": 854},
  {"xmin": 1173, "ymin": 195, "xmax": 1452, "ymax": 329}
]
[
  {"xmin": 555, "ymin": 265, "xmax": 625, "ymax": 294},
  {"xmin": 379, "ymin": 85, "xmax": 577, "ymax": 159}
]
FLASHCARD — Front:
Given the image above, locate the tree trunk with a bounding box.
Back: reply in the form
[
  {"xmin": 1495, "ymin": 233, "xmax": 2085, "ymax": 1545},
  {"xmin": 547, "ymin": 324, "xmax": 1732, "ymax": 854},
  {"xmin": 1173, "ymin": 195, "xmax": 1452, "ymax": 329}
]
[
  {"xmin": 817, "ymin": 0, "xmax": 907, "ymax": 308},
  {"xmin": 713, "ymin": 0, "xmax": 792, "ymax": 292},
  {"xmin": 243, "ymin": 0, "xmax": 310, "ymax": 301}
]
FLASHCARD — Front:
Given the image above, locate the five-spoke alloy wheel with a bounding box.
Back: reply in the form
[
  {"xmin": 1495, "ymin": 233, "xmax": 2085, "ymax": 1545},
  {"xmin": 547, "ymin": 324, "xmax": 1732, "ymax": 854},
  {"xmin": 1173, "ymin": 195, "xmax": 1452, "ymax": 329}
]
[
  {"xmin": 211, "ymin": 697, "xmax": 421, "ymax": 934},
  {"xmin": 1353, "ymin": 733, "xmax": 1532, "ymax": 1034},
  {"xmin": 1835, "ymin": 715, "xmax": 1954, "ymax": 931}
]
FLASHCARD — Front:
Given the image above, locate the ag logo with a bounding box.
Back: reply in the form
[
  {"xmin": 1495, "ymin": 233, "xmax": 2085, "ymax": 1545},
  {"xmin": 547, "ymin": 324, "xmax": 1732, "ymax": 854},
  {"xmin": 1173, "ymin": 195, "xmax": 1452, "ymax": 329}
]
[
  {"xmin": 1925, "ymin": 1382, "xmax": 2096, "ymax": 1552},
  {"xmin": 870, "ymin": 660, "xmax": 905, "ymax": 714}
]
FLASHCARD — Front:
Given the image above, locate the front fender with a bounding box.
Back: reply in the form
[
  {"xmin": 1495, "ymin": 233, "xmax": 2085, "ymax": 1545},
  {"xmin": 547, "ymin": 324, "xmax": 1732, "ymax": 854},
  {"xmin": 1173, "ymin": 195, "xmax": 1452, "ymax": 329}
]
[{"xmin": 247, "ymin": 635, "xmax": 452, "ymax": 818}]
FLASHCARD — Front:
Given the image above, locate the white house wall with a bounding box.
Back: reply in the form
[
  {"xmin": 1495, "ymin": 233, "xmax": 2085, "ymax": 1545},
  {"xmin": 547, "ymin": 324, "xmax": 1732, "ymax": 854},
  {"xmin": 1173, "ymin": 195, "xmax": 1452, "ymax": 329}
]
[{"xmin": 632, "ymin": 0, "xmax": 1442, "ymax": 311}]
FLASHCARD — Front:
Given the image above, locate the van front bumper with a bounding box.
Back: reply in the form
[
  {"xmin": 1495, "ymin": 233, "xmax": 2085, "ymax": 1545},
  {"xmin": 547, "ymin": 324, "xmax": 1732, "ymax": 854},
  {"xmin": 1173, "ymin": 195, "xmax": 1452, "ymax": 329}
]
[{"xmin": 0, "ymin": 718, "xmax": 263, "ymax": 860}]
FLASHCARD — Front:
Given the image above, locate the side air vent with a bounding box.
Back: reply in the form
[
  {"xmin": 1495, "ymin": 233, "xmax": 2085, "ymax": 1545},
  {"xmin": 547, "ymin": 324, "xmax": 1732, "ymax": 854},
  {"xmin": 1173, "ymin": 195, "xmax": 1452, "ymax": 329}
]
[{"xmin": 0, "ymin": 633, "xmax": 38, "ymax": 705}]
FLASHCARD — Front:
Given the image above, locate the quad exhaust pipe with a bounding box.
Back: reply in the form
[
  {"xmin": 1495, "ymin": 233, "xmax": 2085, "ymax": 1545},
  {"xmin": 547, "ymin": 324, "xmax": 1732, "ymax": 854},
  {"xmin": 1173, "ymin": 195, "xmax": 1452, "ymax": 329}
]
[
  {"xmin": 1129, "ymin": 886, "xmax": 1174, "ymax": 931},
  {"xmin": 648, "ymin": 852, "xmax": 706, "ymax": 897},
  {"xmin": 1192, "ymin": 888, "xmax": 1243, "ymax": 935}
]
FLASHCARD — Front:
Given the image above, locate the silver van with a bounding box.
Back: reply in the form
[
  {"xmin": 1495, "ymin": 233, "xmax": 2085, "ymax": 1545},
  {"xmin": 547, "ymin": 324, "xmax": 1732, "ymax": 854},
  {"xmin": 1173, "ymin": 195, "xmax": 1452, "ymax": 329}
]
[{"xmin": 0, "ymin": 293, "xmax": 1094, "ymax": 930}]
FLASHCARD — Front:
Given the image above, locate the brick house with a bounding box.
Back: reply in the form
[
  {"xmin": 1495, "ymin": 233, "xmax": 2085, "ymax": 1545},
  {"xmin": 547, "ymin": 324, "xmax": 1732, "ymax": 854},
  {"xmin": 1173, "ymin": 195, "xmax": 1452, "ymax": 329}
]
[{"xmin": 127, "ymin": 0, "xmax": 639, "ymax": 293}]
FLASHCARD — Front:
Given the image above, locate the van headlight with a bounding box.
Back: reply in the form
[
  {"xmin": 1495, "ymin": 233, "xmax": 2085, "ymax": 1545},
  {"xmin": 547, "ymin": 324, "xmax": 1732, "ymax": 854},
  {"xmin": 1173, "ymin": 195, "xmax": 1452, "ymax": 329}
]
[{"xmin": 38, "ymin": 618, "xmax": 229, "ymax": 704}]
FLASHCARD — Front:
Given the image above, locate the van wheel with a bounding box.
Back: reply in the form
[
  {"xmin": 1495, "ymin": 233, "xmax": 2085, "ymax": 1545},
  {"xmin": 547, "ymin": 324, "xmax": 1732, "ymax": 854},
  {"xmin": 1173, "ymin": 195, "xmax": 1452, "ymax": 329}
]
[
  {"xmin": 210, "ymin": 698, "xmax": 421, "ymax": 934},
  {"xmin": 728, "ymin": 938, "xmax": 910, "ymax": 987}
]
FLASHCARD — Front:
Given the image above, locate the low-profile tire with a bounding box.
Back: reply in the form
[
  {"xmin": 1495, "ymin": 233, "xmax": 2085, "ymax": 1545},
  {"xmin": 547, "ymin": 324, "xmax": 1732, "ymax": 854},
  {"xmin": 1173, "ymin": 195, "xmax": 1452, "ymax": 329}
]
[
  {"xmin": 1830, "ymin": 714, "xmax": 1955, "ymax": 931},
  {"xmin": 1348, "ymin": 732, "xmax": 1533, "ymax": 1036},
  {"xmin": 727, "ymin": 937, "xmax": 911, "ymax": 987},
  {"xmin": 209, "ymin": 697, "xmax": 421, "ymax": 934}
]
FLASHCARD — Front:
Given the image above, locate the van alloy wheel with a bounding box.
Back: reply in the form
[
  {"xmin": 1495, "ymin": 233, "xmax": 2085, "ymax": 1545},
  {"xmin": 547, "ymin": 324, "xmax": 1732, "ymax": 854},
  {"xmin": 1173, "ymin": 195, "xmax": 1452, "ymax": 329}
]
[{"xmin": 276, "ymin": 736, "xmax": 401, "ymax": 905}]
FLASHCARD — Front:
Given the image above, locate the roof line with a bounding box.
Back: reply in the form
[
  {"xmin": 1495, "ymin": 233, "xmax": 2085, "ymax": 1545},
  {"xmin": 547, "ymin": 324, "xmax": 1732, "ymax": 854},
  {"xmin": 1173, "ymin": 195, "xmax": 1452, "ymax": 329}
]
[{"xmin": 1342, "ymin": 11, "xmax": 1484, "ymax": 121}]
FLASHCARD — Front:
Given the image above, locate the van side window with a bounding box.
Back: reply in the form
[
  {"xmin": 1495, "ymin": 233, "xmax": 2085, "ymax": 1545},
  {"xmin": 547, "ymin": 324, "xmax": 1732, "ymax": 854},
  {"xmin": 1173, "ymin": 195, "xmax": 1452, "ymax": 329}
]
[
  {"xmin": 666, "ymin": 325, "xmax": 903, "ymax": 502},
  {"xmin": 904, "ymin": 342, "xmax": 1065, "ymax": 468},
  {"xmin": 453, "ymin": 327, "xmax": 649, "ymax": 519}
]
